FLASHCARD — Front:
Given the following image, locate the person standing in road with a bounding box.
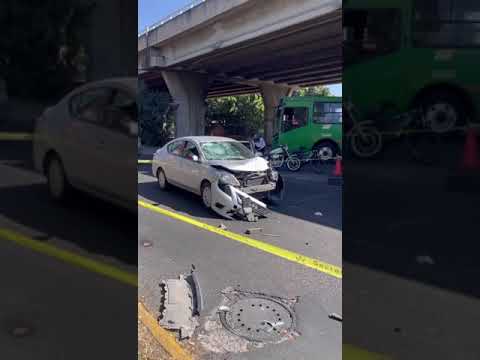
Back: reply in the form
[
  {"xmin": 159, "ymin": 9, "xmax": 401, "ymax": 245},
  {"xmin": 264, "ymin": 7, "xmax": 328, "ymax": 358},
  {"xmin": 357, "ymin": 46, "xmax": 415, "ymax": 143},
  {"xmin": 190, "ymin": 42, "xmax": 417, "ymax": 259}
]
[{"xmin": 253, "ymin": 132, "xmax": 266, "ymax": 154}]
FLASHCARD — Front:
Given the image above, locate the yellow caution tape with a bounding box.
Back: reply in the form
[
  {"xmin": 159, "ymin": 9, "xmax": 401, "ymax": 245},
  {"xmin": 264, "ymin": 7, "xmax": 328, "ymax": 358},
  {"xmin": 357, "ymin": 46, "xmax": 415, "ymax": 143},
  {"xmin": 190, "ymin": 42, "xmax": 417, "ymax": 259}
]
[{"xmin": 138, "ymin": 200, "xmax": 342, "ymax": 279}]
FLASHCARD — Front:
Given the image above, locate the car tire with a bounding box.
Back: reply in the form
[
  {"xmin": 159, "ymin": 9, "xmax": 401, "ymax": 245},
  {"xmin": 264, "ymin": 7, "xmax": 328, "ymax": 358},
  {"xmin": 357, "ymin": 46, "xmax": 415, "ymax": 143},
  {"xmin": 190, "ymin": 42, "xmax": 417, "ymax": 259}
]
[
  {"xmin": 46, "ymin": 155, "xmax": 71, "ymax": 202},
  {"xmin": 157, "ymin": 168, "xmax": 169, "ymax": 191},
  {"xmin": 201, "ymin": 181, "xmax": 212, "ymax": 209}
]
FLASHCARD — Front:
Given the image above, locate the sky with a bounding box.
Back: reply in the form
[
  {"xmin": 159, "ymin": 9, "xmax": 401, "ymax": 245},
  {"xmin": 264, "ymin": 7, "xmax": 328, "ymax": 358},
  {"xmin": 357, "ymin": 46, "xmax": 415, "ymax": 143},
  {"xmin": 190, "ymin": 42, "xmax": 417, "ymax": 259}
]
[{"xmin": 138, "ymin": 0, "xmax": 342, "ymax": 96}]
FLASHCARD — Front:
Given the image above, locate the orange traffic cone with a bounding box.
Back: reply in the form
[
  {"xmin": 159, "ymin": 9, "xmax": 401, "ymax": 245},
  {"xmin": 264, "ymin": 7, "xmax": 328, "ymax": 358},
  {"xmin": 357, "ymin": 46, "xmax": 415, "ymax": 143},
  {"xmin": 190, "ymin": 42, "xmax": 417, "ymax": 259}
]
[
  {"xmin": 447, "ymin": 127, "xmax": 480, "ymax": 192},
  {"xmin": 333, "ymin": 156, "xmax": 343, "ymax": 177},
  {"xmin": 462, "ymin": 127, "xmax": 479, "ymax": 170}
]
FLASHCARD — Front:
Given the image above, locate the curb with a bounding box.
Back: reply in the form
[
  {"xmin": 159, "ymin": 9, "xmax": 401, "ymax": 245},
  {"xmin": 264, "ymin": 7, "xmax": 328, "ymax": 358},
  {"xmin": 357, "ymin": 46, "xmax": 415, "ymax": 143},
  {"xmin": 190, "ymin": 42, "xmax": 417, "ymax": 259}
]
[{"xmin": 138, "ymin": 302, "xmax": 193, "ymax": 360}]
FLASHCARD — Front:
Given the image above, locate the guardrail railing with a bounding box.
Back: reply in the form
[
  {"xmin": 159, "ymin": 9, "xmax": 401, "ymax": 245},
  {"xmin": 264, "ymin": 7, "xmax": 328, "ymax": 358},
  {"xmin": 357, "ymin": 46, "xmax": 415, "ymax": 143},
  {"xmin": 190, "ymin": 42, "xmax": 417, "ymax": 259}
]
[{"xmin": 138, "ymin": 0, "xmax": 206, "ymax": 37}]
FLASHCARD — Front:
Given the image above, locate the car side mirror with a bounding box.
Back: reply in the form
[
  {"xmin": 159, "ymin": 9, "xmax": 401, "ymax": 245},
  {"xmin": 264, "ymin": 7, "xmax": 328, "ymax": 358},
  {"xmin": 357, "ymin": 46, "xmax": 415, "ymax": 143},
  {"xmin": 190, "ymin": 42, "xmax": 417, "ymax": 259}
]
[{"xmin": 192, "ymin": 155, "xmax": 200, "ymax": 162}]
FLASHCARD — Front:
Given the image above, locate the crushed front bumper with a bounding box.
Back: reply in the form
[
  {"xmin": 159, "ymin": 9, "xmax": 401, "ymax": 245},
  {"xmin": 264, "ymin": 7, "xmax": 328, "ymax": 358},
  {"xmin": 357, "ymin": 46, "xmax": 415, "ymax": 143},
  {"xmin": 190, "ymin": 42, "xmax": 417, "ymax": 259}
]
[{"xmin": 210, "ymin": 177, "xmax": 284, "ymax": 221}]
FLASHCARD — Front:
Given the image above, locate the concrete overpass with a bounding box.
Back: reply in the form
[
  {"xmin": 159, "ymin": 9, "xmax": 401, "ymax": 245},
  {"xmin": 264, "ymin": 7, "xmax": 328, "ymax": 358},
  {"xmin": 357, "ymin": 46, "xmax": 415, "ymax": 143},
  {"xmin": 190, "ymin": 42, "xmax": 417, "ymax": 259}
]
[{"xmin": 138, "ymin": 0, "xmax": 342, "ymax": 142}]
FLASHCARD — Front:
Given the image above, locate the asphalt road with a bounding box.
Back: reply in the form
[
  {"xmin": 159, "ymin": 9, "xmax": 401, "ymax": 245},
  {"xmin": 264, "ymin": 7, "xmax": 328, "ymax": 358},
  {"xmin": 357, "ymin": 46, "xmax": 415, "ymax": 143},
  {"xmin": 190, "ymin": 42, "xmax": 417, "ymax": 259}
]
[
  {"xmin": 0, "ymin": 141, "xmax": 138, "ymax": 360},
  {"xmin": 344, "ymin": 156, "xmax": 480, "ymax": 360},
  {"xmin": 138, "ymin": 164, "xmax": 342, "ymax": 359}
]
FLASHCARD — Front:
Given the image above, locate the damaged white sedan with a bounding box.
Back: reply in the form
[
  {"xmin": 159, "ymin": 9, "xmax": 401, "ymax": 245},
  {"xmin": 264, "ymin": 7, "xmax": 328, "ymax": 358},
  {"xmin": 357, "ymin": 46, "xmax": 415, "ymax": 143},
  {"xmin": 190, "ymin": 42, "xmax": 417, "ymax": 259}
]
[{"xmin": 152, "ymin": 136, "xmax": 285, "ymax": 221}]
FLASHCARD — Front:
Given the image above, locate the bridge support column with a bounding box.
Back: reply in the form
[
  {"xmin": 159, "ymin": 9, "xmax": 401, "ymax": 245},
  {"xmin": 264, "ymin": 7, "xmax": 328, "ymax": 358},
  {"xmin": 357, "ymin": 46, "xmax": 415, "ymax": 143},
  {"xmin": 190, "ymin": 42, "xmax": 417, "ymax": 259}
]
[
  {"xmin": 261, "ymin": 83, "xmax": 295, "ymax": 146},
  {"xmin": 162, "ymin": 71, "xmax": 209, "ymax": 137}
]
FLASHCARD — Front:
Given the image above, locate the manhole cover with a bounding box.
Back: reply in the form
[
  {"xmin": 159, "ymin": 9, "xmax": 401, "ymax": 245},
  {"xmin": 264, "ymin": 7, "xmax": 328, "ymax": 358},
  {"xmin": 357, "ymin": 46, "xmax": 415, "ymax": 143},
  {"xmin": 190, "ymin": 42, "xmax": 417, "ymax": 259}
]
[{"xmin": 219, "ymin": 296, "xmax": 295, "ymax": 343}]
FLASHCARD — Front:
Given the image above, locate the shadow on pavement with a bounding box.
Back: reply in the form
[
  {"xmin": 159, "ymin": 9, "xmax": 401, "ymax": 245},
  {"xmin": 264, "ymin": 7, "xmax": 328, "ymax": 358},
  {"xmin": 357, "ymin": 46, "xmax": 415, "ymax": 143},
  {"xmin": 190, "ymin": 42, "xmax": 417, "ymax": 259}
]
[
  {"xmin": 138, "ymin": 177, "xmax": 219, "ymax": 220},
  {"xmin": 138, "ymin": 164, "xmax": 343, "ymax": 231}
]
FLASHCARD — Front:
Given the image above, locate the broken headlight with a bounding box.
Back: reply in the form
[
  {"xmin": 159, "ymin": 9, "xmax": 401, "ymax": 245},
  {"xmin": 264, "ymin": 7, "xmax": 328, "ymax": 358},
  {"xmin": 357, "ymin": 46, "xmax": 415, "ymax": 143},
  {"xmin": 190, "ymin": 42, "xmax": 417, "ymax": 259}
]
[
  {"xmin": 267, "ymin": 168, "xmax": 279, "ymax": 181},
  {"xmin": 219, "ymin": 173, "xmax": 240, "ymax": 187}
]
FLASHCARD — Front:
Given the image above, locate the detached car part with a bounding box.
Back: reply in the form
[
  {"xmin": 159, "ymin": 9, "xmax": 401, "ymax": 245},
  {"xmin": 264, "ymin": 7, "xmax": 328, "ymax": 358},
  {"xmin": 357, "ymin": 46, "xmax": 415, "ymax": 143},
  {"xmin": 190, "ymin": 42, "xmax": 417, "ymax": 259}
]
[{"xmin": 159, "ymin": 269, "xmax": 203, "ymax": 339}]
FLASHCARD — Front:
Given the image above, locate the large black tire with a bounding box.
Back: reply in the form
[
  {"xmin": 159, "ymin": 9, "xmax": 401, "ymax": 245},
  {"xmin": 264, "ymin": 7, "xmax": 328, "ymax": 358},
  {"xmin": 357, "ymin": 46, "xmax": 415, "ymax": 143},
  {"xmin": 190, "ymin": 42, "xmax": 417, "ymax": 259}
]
[
  {"xmin": 418, "ymin": 91, "xmax": 467, "ymax": 133},
  {"xmin": 312, "ymin": 141, "xmax": 339, "ymax": 173}
]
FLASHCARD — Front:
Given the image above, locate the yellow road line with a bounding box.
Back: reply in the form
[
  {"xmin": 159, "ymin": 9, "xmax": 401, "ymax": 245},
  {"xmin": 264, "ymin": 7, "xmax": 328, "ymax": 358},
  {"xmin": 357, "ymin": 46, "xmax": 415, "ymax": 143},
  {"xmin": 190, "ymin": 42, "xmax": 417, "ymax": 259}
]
[
  {"xmin": 139, "ymin": 302, "xmax": 193, "ymax": 360},
  {"xmin": 0, "ymin": 227, "xmax": 195, "ymax": 358},
  {"xmin": 0, "ymin": 228, "xmax": 137, "ymax": 287},
  {"xmin": 138, "ymin": 159, "xmax": 153, "ymax": 164},
  {"xmin": 138, "ymin": 200, "xmax": 342, "ymax": 279},
  {"xmin": 0, "ymin": 132, "xmax": 33, "ymax": 140},
  {"xmin": 344, "ymin": 344, "xmax": 393, "ymax": 360}
]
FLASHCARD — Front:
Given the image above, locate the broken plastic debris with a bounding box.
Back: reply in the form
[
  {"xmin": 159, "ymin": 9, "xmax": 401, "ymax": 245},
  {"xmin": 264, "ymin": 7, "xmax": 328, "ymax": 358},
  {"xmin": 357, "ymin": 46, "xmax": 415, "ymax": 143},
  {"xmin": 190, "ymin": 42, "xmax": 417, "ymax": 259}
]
[
  {"xmin": 158, "ymin": 270, "xmax": 203, "ymax": 339},
  {"xmin": 328, "ymin": 313, "xmax": 342, "ymax": 322},
  {"xmin": 218, "ymin": 223, "xmax": 227, "ymax": 230},
  {"xmin": 314, "ymin": 211, "xmax": 323, "ymax": 216},
  {"xmin": 245, "ymin": 228, "xmax": 262, "ymax": 234}
]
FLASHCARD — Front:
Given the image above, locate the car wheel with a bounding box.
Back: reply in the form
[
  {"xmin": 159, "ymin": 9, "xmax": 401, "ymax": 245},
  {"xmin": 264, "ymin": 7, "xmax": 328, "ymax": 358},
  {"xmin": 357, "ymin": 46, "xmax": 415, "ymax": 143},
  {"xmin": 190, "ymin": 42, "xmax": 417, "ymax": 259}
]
[
  {"xmin": 157, "ymin": 168, "xmax": 169, "ymax": 191},
  {"xmin": 201, "ymin": 181, "xmax": 212, "ymax": 209},
  {"xmin": 46, "ymin": 155, "xmax": 71, "ymax": 202}
]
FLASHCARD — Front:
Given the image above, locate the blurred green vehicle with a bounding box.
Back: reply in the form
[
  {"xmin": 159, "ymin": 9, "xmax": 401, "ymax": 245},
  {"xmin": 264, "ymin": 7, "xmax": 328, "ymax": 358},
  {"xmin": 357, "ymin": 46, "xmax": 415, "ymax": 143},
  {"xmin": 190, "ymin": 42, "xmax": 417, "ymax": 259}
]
[{"xmin": 273, "ymin": 96, "xmax": 342, "ymax": 159}]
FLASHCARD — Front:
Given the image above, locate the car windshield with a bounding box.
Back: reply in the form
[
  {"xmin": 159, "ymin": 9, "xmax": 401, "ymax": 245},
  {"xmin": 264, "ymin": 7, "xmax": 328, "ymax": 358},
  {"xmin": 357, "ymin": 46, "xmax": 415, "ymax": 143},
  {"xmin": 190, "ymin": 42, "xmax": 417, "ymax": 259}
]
[{"xmin": 200, "ymin": 141, "xmax": 253, "ymax": 161}]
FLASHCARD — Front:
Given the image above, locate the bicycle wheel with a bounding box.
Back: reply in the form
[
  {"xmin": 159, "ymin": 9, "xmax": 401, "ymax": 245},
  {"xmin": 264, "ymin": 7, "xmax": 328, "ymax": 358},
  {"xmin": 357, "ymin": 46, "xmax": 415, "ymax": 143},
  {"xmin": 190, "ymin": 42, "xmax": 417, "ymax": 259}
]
[
  {"xmin": 286, "ymin": 156, "xmax": 302, "ymax": 171},
  {"xmin": 349, "ymin": 126, "xmax": 383, "ymax": 158}
]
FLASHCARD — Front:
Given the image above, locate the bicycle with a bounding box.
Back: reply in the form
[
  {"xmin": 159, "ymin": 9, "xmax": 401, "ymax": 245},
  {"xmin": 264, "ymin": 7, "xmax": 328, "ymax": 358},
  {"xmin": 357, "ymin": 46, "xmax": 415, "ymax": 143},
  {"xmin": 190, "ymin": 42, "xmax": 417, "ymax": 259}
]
[
  {"xmin": 343, "ymin": 100, "xmax": 383, "ymax": 158},
  {"xmin": 265, "ymin": 145, "xmax": 302, "ymax": 171},
  {"xmin": 282, "ymin": 147, "xmax": 336, "ymax": 173},
  {"xmin": 347, "ymin": 101, "xmax": 449, "ymax": 166}
]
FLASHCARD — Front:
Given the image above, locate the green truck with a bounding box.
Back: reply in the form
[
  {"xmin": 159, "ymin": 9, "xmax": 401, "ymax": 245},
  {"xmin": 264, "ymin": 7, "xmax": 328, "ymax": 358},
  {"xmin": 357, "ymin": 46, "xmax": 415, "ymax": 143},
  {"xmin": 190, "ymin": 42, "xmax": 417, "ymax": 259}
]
[
  {"xmin": 344, "ymin": 0, "xmax": 480, "ymax": 130},
  {"xmin": 272, "ymin": 96, "xmax": 342, "ymax": 159}
]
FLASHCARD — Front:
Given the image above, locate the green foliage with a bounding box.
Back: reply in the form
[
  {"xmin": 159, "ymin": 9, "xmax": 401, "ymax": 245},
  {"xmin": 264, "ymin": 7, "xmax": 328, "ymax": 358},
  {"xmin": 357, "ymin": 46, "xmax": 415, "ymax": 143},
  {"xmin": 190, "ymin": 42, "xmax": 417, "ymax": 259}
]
[
  {"xmin": 206, "ymin": 94, "xmax": 264, "ymax": 137},
  {"xmin": 138, "ymin": 81, "xmax": 175, "ymax": 146},
  {"xmin": 0, "ymin": 0, "xmax": 95, "ymax": 99},
  {"xmin": 293, "ymin": 86, "xmax": 332, "ymax": 97}
]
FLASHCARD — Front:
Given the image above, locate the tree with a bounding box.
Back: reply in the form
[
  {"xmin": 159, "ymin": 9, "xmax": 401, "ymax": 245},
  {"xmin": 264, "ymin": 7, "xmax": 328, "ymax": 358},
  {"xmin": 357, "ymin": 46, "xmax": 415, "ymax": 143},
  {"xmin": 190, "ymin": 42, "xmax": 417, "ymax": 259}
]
[
  {"xmin": 206, "ymin": 94, "xmax": 264, "ymax": 138},
  {"xmin": 0, "ymin": 0, "xmax": 95, "ymax": 99},
  {"xmin": 293, "ymin": 85, "xmax": 331, "ymax": 97},
  {"xmin": 138, "ymin": 81, "xmax": 175, "ymax": 146}
]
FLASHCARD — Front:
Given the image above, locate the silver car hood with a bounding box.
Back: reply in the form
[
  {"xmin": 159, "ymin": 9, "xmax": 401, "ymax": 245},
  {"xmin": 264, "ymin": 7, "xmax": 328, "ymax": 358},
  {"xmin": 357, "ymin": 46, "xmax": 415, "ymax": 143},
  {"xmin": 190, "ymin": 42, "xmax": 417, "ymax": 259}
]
[{"xmin": 207, "ymin": 157, "xmax": 269, "ymax": 172}]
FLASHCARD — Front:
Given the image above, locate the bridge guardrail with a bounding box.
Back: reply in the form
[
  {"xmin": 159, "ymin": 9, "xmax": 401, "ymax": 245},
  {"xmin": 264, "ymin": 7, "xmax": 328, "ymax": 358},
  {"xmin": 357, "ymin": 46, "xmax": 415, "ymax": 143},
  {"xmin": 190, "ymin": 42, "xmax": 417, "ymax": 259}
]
[{"xmin": 138, "ymin": 0, "xmax": 206, "ymax": 37}]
